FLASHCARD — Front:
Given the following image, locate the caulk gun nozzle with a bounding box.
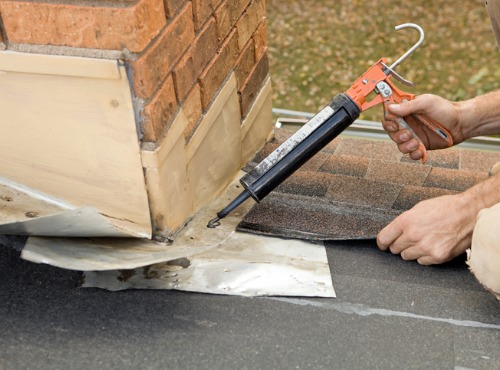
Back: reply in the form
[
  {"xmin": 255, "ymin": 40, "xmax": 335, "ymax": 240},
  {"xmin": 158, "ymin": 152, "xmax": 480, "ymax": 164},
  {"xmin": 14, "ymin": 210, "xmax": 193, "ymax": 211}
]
[
  {"xmin": 207, "ymin": 189, "xmax": 251, "ymax": 229},
  {"xmin": 207, "ymin": 216, "xmax": 221, "ymax": 228}
]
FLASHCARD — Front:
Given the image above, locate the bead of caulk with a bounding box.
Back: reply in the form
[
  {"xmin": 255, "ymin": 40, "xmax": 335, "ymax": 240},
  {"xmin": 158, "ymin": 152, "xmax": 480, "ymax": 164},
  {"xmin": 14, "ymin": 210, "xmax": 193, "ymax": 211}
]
[{"xmin": 207, "ymin": 216, "xmax": 221, "ymax": 228}]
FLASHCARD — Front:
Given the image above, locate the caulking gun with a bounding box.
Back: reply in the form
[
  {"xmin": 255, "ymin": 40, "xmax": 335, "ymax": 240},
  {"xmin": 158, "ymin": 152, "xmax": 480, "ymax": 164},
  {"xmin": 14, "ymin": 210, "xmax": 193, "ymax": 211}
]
[{"xmin": 207, "ymin": 23, "xmax": 453, "ymax": 228}]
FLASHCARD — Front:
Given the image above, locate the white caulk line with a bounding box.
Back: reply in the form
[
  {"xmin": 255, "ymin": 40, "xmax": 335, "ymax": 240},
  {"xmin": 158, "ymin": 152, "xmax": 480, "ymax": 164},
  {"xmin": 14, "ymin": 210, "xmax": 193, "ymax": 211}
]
[
  {"xmin": 0, "ymin": 176, "xmax": 73, "ymax": 209},
  {"xmin": 266, "ymin": 297, "xmax": 500, "ymax": 330}
]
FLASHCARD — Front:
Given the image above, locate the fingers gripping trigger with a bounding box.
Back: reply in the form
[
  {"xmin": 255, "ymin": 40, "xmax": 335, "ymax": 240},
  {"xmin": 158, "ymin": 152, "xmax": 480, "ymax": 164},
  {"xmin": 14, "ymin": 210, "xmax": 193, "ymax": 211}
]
[{"xmin": 383, "ymin": 105, "xmax": 427, "ymax": 163}]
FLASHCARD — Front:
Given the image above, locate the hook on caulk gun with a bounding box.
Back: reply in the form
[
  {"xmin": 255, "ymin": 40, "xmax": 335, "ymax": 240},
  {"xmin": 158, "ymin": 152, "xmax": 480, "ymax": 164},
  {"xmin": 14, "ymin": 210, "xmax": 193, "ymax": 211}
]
[
  {"xmin": 389, "ymin": 23, "xmax": 425, "ymax": 71},
  {"xmin": 382, "ymin": 23, "xmax": 425, "ymax": 87}
]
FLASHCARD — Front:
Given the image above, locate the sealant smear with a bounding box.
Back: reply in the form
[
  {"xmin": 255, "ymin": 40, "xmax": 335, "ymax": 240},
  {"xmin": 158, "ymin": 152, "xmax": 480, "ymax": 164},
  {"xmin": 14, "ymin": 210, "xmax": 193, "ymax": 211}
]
[
  {"xmin": 267, "ymin": 297, "xmax": 500, "ymax": 330},
  {"xmin": 0, "ymin": 176, "xmax": 73, "ymax": 209},
  {"xmin": 201, "ymin": 230, "xmax": 236, "ymax": 249}
]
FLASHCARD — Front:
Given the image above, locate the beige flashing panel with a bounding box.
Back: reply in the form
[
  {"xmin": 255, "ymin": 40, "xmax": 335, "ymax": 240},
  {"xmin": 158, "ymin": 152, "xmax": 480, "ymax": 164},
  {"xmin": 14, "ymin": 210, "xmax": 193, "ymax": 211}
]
[
  {"xmin": 0, "ymin": 51, "xmax": 152, "ymax": 238},
  {"xmin": 0, "ymin": 50, "xmax": 122, "ymax": 79},
  {"xmin": 141, "ymin": 110, "xmax": 193, "ymax": 236},
  {"xmin": 241, "ymin": 77, "xmax": 273, "ymax": 166},
  {"xmin": 187, "ymin": 74, "xmax": 242, "ymax": 211}
]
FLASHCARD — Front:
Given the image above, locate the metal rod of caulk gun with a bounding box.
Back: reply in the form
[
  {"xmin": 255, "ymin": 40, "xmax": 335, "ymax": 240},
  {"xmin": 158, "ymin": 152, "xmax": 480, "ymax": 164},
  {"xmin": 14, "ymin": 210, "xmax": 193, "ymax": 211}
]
[{"xmin": 207, "ymin": 190, "xmax": 250, "ymax": 228}]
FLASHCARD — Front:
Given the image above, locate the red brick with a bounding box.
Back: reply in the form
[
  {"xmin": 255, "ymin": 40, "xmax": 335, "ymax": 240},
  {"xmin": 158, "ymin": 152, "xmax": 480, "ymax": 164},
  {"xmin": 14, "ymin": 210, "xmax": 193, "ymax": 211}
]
[
  {"xmin": 253, "ymin": 19, "xmax": 267, "ymax": 59},
  {"xmin": 0, "ymin": 0, "xmax": 165, "ymax": 52},
  {"xmin": 199, "ymin": 28, "xmax": 239, "ymax": 109},
  {"xmin": 192, "ymin": 0, "xmax": 216, "ymax": 30},
  {"xmin": 141, "ymin": 74, "xmax": 178, "ymax": 142},
  {"xmin": 130, "ymin": 2, "xmax": 195, "ymax": 99},
  {"xmin": 163, "ymin": 0, "xmax": 184, "ymax": 18},
  {"xmin": 182, "ymin": 83, "xmax": 203, "ymax": 139},
  {"xmin": 236, "ymin": 0, "xmax": 265, "ymax": 50},
  {"xmin": 239, "ymin": 51, "xmax": 269, "ymax": 117},
  {"xmin": 214, "ymin": 0, "xmax": 250, "ymax": 41},
  {"xmin": 234, "ymin": 38, "xmax": 255, "ymax": 90},
  {"xmin": 173, "ymin": 18, "xmax": 218, "ymax": 102}
]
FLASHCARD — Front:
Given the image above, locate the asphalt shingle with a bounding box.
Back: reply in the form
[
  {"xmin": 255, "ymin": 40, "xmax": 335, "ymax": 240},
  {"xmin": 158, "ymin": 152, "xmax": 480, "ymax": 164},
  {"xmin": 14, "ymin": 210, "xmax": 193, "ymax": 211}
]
[{"xmin": 237, "ymin": 131, "xmax": 497, "ymax": 241}]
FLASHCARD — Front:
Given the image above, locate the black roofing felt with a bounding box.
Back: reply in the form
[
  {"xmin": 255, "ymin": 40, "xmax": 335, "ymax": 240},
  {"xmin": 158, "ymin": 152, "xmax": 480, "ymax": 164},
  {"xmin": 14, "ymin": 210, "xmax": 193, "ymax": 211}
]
[{"xmin": 237, "ymin": 130, "xmax": 499, "ymax": 241}]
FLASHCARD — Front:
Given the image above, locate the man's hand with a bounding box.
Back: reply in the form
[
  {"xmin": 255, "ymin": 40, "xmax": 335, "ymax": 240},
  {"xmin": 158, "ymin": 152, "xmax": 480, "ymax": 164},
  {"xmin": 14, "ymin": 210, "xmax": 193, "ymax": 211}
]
[
  {"xmin": 376, "ymin": 194, "xmax": 476, "ymax": 265},
  {"xmin": 377, "ymin": 175, "xmax": 500, "ymax": 265},
  {"xmin": 382, "ymin": 94, "xmax": 465, "ymax": 160}
]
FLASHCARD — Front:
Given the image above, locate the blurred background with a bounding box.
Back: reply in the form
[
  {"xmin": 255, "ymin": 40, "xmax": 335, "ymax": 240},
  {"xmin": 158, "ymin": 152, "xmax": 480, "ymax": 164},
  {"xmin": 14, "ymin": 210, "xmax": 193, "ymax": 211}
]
[{"xmin": 267, "ymin": 0, "xmax": 500, "ymax": 122}]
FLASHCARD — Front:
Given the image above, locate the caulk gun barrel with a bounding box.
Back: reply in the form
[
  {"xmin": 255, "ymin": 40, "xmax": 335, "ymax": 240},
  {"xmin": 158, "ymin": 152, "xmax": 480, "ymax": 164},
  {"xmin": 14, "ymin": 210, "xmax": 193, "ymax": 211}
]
[
  {"xmin": 241, "ymin": 93, "xmax": 361, "ymax": 202},
  {"xmin": 208, "ymin": 93, "xmax": 360, "ymax": 227}
]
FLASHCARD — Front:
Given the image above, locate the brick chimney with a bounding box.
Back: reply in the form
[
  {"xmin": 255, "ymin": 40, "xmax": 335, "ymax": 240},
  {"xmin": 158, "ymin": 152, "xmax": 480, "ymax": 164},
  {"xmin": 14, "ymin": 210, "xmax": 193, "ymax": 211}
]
[{"xmin": 0, "ymin": 0, "xmax": 273, "ymax": 238}]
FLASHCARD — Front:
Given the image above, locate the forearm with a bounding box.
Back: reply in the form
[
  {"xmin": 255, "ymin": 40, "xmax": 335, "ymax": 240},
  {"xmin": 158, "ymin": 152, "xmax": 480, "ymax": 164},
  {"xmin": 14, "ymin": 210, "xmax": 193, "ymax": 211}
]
[
  {"xmin": 457, "ymin": 90, "xmax": 500, "ymax": 139},
  {"xmin": 459, "ymin": 173, "xmax": 500, "ymax": 220}
]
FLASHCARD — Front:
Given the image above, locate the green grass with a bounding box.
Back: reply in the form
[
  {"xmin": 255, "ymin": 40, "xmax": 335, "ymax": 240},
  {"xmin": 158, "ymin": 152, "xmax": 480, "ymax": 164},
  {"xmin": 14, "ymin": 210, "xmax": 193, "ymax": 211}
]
[{"xmin": 267, "ymin": 0, "xmax": 500, "ymax": 122}]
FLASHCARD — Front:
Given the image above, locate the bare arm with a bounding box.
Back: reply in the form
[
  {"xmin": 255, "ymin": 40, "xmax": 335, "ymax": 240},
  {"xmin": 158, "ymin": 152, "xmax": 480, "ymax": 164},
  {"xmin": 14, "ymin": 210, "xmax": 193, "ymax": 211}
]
[{"xmin": 457, "ymin": 90, "xmax": 500, "ymax": 138}]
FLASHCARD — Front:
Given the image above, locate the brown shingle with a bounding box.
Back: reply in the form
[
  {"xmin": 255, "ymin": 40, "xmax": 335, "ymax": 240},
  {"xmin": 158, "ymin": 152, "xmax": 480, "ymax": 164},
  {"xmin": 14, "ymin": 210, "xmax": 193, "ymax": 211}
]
[
  {"xmin": 365, "ymin": 160, "xmax": 431, "ymax": 186},
  {"xmin": 252, "ymin": 142, "xmax": 279, "ymax": 163},
  {"xmin": 392, "ymin": 185, "xmax": 458, "ymax": 211},
  {"xmin": 276, "ymin": 170, "xmax": 334, "ymax": 198},
  {"xmin": 272, "ymin": 128, "xmax": 294, "ymax": 144},
  {"xmin": 334, "ymin": 138, "xmax": 402, "ymax": 162},
  {"xmin": 401, "ymin": 149, "xmax": 460, "ymax": 169},
  {"xmin": 319, "ymin": 154, "xmax": 369, "ymax": 177},
  {"xmin": 325, "ymin": 174, "xmax": 403, "ymax": 209},
  {"xmin": 460, "ymin": 150, "xmax": 500, "ymax": 172},
  {"xmin": 424, "ymin": 167, "xmax": 488, "ymax": 192},
  {"xmin": 301, "ymin": 152, "xmax": 330, "ymax": 171}
]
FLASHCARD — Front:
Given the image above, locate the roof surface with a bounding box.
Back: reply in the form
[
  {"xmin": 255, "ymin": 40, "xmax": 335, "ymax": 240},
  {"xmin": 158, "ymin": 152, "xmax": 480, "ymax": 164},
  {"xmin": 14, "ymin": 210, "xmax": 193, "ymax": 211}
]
[
  {"xmin": 1, "ymin": 235, "xmax": 499, "ymax": 369},
  {"xmin": 0, "ymin": 130, "xmax": 499, "ymax": 369}
]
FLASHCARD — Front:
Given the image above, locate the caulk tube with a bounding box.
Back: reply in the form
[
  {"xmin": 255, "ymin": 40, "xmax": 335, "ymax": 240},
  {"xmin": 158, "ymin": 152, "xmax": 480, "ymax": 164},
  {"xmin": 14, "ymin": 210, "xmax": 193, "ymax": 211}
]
[
  {"xmin": 241, "ymin": 93, "xmax": 360, "ymax": 201},
  {"xmin": 207, "ymin": 93, "xmax": 360, "ymax": 228}
]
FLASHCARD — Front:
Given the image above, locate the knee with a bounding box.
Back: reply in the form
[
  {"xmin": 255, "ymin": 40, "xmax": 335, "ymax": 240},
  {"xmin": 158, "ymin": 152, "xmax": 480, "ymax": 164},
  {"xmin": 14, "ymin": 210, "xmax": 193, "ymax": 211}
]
[{"xmin": 468, "ymin": 202, "xmax": 500, "ymax": 299}]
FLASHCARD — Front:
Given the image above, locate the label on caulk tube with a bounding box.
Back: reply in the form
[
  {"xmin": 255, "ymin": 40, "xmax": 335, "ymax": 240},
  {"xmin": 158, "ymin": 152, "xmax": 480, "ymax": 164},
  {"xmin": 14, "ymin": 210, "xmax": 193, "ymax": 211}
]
[{"xmin": 242, "ymin": 105, "xmax": 335, "ymax": 184}]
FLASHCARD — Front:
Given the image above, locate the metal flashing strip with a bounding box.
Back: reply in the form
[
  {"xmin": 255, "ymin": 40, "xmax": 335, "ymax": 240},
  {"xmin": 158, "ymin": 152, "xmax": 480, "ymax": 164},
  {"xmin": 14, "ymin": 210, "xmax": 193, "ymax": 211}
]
[{"xmin": 82, "ymin": 172, "xmax": 335, "ymax": 297}]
